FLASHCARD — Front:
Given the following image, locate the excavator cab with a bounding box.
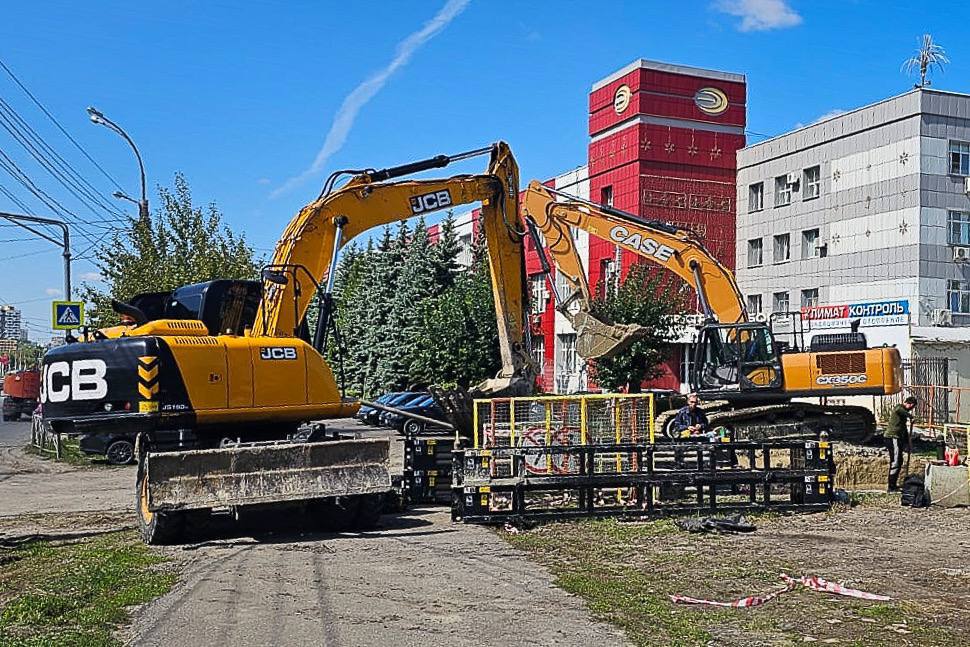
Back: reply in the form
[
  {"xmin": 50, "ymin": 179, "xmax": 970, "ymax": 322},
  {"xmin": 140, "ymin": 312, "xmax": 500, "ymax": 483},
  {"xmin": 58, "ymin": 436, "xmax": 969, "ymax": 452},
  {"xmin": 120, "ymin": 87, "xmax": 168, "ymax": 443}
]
[{"xmin": 692, "ymin": 322, "xmax": 784, "ymax": 397}]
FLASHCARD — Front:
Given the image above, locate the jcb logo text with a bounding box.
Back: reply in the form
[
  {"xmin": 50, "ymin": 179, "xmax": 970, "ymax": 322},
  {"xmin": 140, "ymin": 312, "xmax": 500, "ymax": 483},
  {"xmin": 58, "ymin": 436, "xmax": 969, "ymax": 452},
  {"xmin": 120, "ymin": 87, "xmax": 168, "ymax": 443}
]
[
  {"xmin": 410, "ymin": 190, "xmax": 452, "ymax": 214},
  {"xmin": 260, "ymin": 347, "xmax": 298, "ymax": 360},
  {"xmin": 41, "ymin": 359, "xmax": 108, "ymax": 403}
]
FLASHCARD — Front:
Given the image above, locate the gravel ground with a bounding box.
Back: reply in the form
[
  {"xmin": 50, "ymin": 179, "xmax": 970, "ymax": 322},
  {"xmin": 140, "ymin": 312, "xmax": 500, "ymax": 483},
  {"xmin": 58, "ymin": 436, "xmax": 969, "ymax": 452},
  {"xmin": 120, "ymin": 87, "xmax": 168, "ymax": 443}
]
[{"xmin": 0, "ymin": 419, "xmax": 629, "ymax": 647}]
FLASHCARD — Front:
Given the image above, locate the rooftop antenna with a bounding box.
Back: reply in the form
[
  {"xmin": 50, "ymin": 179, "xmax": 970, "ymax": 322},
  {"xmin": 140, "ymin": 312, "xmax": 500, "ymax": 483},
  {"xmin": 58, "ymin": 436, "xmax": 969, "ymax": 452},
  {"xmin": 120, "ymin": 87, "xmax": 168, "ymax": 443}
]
[{"xmin": 902, "ymin": 34, "xmax": 949, "ymax": 88}]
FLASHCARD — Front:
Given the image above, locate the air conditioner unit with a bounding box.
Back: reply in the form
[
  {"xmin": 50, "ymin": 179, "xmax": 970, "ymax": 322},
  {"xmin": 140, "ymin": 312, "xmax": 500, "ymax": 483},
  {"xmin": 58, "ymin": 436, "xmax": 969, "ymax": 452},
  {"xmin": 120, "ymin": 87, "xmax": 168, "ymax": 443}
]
[
  {"xmin": 964, "ymin": 176, "xmax": 970, "ymax": 195},
  {"xmin": 954, "ymin": 246, "xmax": 970, "ymax": 263},
  {"xmin": 753, "ymin": 312, "xmax": 768, "ymax": 323},
  {"xmin": 786, "ymin": 172, "xmax": 800, "ymax": 186},
  {"xmin": 932, "ymin": 308, "xmax": 953, "ymax": 326}
]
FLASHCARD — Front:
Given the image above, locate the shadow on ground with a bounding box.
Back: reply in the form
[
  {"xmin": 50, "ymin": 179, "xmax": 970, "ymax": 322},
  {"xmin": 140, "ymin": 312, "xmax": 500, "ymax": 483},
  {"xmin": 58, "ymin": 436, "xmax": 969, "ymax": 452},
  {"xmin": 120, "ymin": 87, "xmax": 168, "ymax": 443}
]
[{"xmin": 173, "ymin": 505, "xmax": 441, "ymax": 548}]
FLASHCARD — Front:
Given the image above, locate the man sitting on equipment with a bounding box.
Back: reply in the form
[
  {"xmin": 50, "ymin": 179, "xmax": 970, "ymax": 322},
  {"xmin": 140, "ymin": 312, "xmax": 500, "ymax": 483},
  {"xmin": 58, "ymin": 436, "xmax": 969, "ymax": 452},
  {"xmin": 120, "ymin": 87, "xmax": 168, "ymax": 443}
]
[
  {"xmin": 884, "ymin": 395, "xmax": 917, "ymax": 492},
  {"xmin": 672, "ymin": 393, "xmax": 710, "ymax": 437}
]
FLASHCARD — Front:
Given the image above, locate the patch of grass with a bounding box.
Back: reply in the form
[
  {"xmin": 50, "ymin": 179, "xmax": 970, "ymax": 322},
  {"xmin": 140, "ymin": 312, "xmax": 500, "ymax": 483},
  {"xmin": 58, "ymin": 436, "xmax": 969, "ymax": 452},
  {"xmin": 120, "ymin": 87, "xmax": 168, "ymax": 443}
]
[
  {"xmin": 0, "ymin": 531, "xmax": 176, "ymax": 646},
  {"xmin": 24, "ymin": 439, "xmax": 92, "ymax": 467},
  {"xmin": 503, "ymin": 517, "xmax": 968, "ymax": 646}
]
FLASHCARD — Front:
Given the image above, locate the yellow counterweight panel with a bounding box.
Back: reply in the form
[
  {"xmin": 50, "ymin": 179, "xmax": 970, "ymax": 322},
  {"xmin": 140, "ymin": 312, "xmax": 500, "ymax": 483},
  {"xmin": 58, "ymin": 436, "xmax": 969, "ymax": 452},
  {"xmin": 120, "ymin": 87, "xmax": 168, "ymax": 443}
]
[
  {"xmin": 305, "ymin": 344, "xmax": 342, "ymax": 405},
  {"xmin": 165, "ymin": 337, "xmax": 228, "ymax": 410},
  {"xmin": 780, "ymin": 352, "xmax": 813, "ymax": 392},
  {"xmin": 781, "ymin": 346, "xmax": 902, "ymax": 396},
  {"xmin": 249, "ymin": 341, "xmax": 308, "ymax": 408},
  {"xmin": 223, "ymin": 337, "xmax": 255, "ymax": 409}
]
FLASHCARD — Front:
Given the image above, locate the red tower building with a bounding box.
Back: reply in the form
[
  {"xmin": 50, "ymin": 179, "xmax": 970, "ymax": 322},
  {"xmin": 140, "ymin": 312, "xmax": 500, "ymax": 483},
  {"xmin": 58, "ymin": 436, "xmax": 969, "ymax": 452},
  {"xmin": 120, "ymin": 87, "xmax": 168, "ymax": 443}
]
[
  {"xmin": 430, "ymin": 60, "xmax": 747, "ymax": 393},
  {"xmin": 584, "ymin": 60, "xmax": 746, "ymax": 390}
]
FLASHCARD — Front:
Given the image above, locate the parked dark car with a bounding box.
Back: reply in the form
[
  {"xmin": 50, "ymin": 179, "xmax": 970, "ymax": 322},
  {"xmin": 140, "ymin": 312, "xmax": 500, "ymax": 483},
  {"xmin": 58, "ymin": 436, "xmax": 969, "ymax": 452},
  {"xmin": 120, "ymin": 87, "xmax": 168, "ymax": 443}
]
[
  {"xmin": 370, "ymin": 392, "xmax": 426, "ymax": 425},
  {"xmin": 356, "ymin": 392, "xmax": 401, "ymax": 424},
  {"xmin": 381, "ymin": 395, "xmax": 448, "ymax": 435},
  {"xmin": 78, "ymin": 432, "xmax": 137, "ymax": 465}
]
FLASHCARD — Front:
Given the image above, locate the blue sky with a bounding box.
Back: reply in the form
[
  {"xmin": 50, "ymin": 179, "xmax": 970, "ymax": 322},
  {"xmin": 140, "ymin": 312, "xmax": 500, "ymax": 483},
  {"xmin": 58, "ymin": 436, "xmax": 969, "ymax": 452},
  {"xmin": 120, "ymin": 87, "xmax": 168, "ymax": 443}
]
[{"xmin": 1, "ymin": 0, "xmax": 968, "ymax": 339}]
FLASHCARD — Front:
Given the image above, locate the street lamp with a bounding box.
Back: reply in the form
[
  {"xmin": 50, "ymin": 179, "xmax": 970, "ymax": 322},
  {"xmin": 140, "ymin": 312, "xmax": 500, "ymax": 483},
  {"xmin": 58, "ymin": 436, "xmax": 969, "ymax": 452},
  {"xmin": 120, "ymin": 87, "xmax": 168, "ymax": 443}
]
[
  {"xmin": 0, "ymin": 212, "xmax": 71, "ymax": 299},
  {"xmin": 86, "ymin": 106, "xmax": 149, "ymax": 220}
]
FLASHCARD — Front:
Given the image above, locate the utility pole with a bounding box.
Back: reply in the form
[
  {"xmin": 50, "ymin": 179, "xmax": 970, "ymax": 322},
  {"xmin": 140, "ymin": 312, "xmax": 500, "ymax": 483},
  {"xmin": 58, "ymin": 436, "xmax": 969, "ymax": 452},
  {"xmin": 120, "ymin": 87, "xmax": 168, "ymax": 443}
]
[
  {"xmin": 0, "ymin": 212, "xmax": 71, "ymax": 299},
  {"xmin": 86, "ymin": 107, "xmax": 149, "ymax": 220}
]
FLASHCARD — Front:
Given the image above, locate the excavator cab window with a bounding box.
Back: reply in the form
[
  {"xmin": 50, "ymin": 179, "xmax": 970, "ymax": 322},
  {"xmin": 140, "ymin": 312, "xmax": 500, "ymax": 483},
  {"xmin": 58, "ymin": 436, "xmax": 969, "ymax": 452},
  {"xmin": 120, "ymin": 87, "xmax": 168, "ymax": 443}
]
[
  {"xmin": 166, "ymin": 280, "xmax": 262, "ymax": 335},
  {"xmin": 692, "ymin": 323, "xmax": 783, "ymax": 395}
]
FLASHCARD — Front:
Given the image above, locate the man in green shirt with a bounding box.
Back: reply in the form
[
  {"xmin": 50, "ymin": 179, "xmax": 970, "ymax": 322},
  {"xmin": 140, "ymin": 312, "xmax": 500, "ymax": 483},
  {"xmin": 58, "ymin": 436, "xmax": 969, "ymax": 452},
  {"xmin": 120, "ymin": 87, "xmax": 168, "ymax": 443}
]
[{"xmin": 884, "ymin": 396, "xmax": 917, "ymax": 492}]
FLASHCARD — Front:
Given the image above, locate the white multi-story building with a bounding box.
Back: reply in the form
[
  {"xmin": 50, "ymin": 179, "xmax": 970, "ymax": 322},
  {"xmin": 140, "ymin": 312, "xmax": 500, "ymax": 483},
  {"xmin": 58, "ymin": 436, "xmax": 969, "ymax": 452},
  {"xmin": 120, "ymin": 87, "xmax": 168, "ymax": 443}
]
[
  {"xmin": 0, "ymin": 305, "xmax": 23, "ymax": 341},
  {"xmin": 737, "ymin": 88, "xmax": 970, "ymax": 388}
]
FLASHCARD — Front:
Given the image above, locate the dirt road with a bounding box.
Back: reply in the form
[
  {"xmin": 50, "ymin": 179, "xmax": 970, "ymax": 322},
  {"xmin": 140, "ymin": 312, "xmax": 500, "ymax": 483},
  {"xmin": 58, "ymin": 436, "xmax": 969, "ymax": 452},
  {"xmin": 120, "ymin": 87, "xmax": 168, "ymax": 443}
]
[
  {"xmin": 0, "ymin": 420, "xmax": 133, "ymax": 518},
  {"xmin": 128, "ymin": 508, "xmax": 628, "ymax": 647},
  {"xmin": 0, "ymin": 420, "xmax": 629, "ymax": 647}
]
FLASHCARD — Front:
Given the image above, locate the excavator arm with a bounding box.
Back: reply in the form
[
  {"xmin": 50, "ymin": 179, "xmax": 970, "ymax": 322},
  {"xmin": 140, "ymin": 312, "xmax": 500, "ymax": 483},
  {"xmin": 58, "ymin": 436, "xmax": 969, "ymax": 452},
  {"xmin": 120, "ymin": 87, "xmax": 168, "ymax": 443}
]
[
  {"xmin": 520, "ymin": 180, "xmax": 747, "ymax": 358},
  {"xmin": 253, "ymin": 142, "xmax": 535, "ymax": 395}
]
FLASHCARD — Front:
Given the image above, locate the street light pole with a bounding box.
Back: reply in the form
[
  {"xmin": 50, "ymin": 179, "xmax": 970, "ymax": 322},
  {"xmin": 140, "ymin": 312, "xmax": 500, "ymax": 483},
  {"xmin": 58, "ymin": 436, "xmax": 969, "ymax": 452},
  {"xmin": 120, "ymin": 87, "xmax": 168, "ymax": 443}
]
[
  {"xmin": 0, "ymin": 212, "xmax": 71, "ymax": 299},
  {"xmin": 86, "ymin": 107, "xmax": 149, "ymax": 219}
]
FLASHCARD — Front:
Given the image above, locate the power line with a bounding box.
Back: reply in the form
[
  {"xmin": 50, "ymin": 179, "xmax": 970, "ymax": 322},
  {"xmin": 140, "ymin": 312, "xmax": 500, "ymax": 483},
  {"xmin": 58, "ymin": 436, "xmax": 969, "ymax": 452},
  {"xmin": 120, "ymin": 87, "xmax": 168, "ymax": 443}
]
[
  {"xmin": 0, "ymin": 57, "xmax": 124, "ymax": 192},
  {"xmin": 0, "ymin": 147, "xmax": 105, "ymax": 248},
  {"xmin": 0, "ymin": 246, "xmax": 56, "ymax": 262},
  {"xmin": 0, "ymin": 97, "xmax": 126, "ymax": 221}
]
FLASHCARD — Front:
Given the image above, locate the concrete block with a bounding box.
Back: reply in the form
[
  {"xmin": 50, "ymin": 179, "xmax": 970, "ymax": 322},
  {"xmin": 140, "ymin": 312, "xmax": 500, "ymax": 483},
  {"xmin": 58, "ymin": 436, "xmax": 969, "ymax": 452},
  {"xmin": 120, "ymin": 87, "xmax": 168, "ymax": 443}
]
[{"xmin": 924, "ymin": 463, "xmax": 970, "ymax": 507}]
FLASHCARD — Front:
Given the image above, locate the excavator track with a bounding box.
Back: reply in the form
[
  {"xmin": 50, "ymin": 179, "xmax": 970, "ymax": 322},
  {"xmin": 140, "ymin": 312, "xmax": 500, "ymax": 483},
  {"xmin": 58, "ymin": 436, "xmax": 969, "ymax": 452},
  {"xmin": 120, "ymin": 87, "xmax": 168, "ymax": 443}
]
[{"xmin": 656, "ymin": 401, "xmax": 876, "ymax": 444}]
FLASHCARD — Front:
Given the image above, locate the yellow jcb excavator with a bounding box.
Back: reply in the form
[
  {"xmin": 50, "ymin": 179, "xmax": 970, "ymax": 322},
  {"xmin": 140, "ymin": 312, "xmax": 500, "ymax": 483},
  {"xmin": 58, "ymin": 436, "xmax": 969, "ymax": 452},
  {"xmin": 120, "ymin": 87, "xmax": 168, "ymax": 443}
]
[
  {"xmin": 521, "ymin": 180, "xmax": 903, "ymax": 442},
  {"xmin": 39, "ymin": 143, "xmax": 561, "ymax": 542}
]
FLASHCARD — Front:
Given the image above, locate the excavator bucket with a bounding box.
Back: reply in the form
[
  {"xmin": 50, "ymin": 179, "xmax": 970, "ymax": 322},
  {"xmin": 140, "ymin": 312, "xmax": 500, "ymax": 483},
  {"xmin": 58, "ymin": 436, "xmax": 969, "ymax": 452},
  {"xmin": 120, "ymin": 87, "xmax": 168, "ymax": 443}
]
[
  {"xmin": 143, "ymin": 438, "xmax": 391, "ymax": 511},
  {"xmin": 432, "ymin": 375, "xmax": 535, "ymax": 441},
  {"xmin": 570, "ymin": 311, "xmax": 647, "ymax": 360}
]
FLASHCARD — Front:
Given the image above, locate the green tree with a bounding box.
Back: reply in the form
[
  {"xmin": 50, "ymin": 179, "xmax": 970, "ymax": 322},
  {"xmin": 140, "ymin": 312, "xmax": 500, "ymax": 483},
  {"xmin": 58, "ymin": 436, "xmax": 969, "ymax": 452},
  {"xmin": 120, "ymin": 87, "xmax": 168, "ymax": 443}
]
[
  {"xmin": 82, "ymin": 173, "xmax": 260, "ymax": 328},
  {"xmin": 410, "ymin": 227, "xmax": 500, "ymax": 388},
  {"xmin": 587, "ymin": 264, "xmax": 684, "ymax": 392},
  {"xmin": 431, "ymin": 210, "xmax": 461, "ymax": 288}
]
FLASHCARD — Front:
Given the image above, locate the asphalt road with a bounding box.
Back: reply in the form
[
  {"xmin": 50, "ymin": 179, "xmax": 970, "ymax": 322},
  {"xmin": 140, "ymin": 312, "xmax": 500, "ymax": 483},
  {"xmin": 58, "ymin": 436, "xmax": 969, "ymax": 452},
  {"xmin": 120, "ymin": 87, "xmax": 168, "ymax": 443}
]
[{"xmin": 0, "ymin": 418, "xmax": 629, "ymax": 647}]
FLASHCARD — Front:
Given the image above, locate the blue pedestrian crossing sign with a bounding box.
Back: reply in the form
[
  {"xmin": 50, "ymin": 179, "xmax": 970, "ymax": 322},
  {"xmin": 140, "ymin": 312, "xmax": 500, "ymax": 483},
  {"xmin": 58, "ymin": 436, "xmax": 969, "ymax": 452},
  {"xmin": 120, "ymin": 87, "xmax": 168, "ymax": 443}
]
[{"xmin": 52, "ymin": 301, "xmax": 84, "ymax": 330}]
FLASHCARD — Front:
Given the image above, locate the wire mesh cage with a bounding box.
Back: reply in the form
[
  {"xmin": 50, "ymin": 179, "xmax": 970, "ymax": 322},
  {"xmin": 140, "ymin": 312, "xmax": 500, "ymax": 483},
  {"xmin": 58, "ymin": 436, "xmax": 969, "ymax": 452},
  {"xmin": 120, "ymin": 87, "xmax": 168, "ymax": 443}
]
[{"xmin": 472, "ymin": 393, "xmax": 655, "ymax": 479}]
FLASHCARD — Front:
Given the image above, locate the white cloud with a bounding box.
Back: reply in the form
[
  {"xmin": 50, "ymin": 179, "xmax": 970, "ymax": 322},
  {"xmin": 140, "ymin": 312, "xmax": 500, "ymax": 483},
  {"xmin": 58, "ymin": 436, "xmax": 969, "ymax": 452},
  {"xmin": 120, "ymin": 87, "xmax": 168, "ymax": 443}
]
[
  {"xmin": 715, "ymin": 0, "xmax": 802, "ymax": 32},
  {"xmin": 257, "ymin": 177, "xmax": 272, "ymax": 185},
  {"xmin": 80, "ymin": 271, "xmax": 103, "ymax": 282},
  {"xmin": 793, "ymin": 108, "xmax": 846, "ymax": 129},
  {"xmin": 45, "ymin": 288, "xmax": 62, "ymax": 296},
  {"xmin": 271, "ymin": 0, "xmax": 470, "ymax": 198}
]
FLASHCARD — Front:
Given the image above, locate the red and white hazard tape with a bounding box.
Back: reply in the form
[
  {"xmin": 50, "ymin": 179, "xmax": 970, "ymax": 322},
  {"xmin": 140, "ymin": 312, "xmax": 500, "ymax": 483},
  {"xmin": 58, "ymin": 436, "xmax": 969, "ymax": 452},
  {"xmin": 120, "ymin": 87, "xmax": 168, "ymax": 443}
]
[
  {"xmin": 670, "ymin": 574, "xmax": 890, "ymax": 608},
  {"xmin": 780, "ymin": 574, "xmax": 890, "ymax": 601}
]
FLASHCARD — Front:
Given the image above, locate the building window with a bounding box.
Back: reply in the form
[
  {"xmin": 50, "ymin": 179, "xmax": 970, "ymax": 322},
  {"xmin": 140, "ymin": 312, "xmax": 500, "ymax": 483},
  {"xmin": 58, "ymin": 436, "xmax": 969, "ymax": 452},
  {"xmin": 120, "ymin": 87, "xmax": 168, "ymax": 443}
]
[
  {"xmin": 747, "ymin": 238, "xmax": 763, "ymax": 268},
  {"xmin": 948, "ymin": 280, "xmax": 970, "ymax": 313},
  {"xmin": 950, "ymin": 141, "xmax": 970, "ymax": 176},
  {"xmin": 532, "ymin": 335, "xmax": 546, "ymax": 374},
  {"xmin": 555, "ymin": 270, "xmax": 573, "ymax": 304},
  {"xmin": 801, "ymin": 228, "xmax": 820, "ymax": 258},
  {"xmin": 774, "ymin": 175, "xmax": 792, "ymax": 207},
  {"xmin": 772, "ymin": 291, "xmax": 790, "ymax": 313},
  {"xmin": 679, "ymin": 346, "xmax": 696, "ymax": 389},
  {"xmin": 948, "ymin": 211, "xmax": 970, "ymax": 245},
  {"xmin": 600, "ymin": 257, "xmax": 620, "ymax": 290},
  {"xmin": 557, "ymin": 333, "xmax": 578, "ymax": 375},
  {"xmin": 600, "ymin": 185, "xmax": 613, "ymax": 207},
  {"xmin": 803, "ymin": 166, "xmax": 820, "ymax": 200},
  {"xmin": 773, "ymin": 233, "xmax": 790, "ymax": 263},
  {"xmin": 801, "ymin": 288, "xmax": 819, "ymax": 308},
  {"xmin": 529, "ymin": 274, "xmax": 549, "ymax": 314},
  {"xmin": 746, "ymin": 294, "xmax": 763, "ymax": 316},
  {"xmin": 748, "ymin": 182, "xmax": 764, "ymax": 212}
]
